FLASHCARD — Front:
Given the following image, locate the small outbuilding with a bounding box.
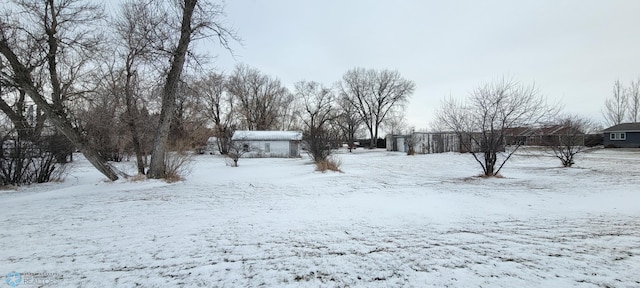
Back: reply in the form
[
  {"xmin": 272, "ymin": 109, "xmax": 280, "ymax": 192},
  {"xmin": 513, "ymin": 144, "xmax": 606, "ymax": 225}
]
[
  {"xmin": 204, "ymin": 137, "xmax": 220, "ymax": 155},
  {"xmin": 603, "ymin": 123, "xmax": 640, "ymax": 148},
  {"xmin": 231, "ymin": 130, "xmax": 303, "ymax": 158},
  {"xmin": 386, "ymin": 132, "xmax": 476, "ymax": 154}
]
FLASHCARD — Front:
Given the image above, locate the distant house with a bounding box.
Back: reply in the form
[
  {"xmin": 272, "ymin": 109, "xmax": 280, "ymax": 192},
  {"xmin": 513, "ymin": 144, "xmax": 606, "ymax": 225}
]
[
  {"xmin": 504, "ymin": 125, "xmax": 585, "ymax": 146},
  {"xmin": 231, "ymin": 130, "xmax": 303, "ymax": 158},
  {"xmin": 603, "ymin": 123, "xmax": 640, "ymax": 148},
  {"xmin": 503, "ymin": 127, "xmax": 535, "ymax": 145}
]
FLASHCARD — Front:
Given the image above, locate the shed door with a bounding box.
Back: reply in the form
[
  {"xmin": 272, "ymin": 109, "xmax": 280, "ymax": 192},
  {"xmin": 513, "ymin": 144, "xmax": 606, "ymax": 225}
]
[
  {"xmin": 397, "ymin": 138, "xmax": 405, "ymax": 153},
  {"xmin": 289, "ymin": 142, "xmax": 298, "ymax": 157}
]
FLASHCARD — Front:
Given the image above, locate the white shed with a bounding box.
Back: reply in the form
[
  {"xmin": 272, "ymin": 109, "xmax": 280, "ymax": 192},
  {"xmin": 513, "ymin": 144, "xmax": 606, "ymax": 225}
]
[
  {"xmin": 204, "ymin": 137, "xmax": 220, "ymax": 155},
  {"xmin": 231, "ymin": 130, "xmax": 303, "ymax": 158},
  {"xmin": 386, "ymin": 132, "xmax": 463, "ymax": 154}
]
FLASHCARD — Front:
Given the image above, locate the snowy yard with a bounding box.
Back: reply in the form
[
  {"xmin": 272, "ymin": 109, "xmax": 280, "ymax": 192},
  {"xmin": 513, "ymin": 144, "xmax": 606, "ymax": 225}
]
[{"xmin": 1, "ymin": 148, "xmax": 640, "ymax": 287}]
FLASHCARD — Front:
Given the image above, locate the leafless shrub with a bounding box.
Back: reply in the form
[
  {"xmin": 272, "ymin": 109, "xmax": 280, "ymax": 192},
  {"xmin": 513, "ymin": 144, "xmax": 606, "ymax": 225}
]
[
  {"xmin": 315, "ymin": 156, "xmax": 342, "ymax": 173},
  {"xmin": 0, "ymin": 136, "xmax": 70, "ymax": 185},
  {"xmin": 544, "ymin": 115, "xmax": 594, "ymax": 167},
  {"xmin": 163, "ymin": 151, "xmax": 193, "ymax": 183},
  {"xmin": 49, "ymin": 162, "xmax": 70, "ymax": 182},
  {"xmin": 226, "ymin": 140, "xmax": 251, "ymax": 167}
]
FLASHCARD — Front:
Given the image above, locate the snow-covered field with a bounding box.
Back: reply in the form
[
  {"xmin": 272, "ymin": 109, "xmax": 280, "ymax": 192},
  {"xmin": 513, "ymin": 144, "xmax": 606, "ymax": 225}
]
[{"xmin": 1, "ymin": 148, "xmax": 639, "ymax": 287}]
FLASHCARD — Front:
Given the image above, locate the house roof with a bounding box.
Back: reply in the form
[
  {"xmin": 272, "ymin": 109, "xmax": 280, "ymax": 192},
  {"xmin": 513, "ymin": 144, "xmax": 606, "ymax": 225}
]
[
  {"xmin": 503, "ymin": 127, "xmax": 533, "ymax": 137},
  {"xmin": 504, "ymin": 125, "xmax": 583, "ymax": 136},
  {"xmin": 603, "ymin": 123, "xmax": 640, "ymax": 132},
  {"xmin": 232, "ymin": 130, "xmax": 303, "ymax": 141}
]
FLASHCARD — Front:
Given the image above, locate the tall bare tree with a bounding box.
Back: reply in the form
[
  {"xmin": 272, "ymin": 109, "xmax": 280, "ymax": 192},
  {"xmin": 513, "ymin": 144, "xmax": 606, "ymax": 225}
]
[
  {"xmin": 0, "ymin": 0, "xmax": 120, "ymax": 180},
  {"xmin": 147, "ymin": 0, "xmax": 237, "ymax": 179},
  {"xmin": 340, "ymin": 68, "xmax": 415, "ymax": 148},
  {"xmin": 603, "ymin": 79, "xmax": 628, "ymax": 126},
  {"xmin": 627, "ymin": 79, "xmax": 640, "ymax": 123},
  {"xmin": 111, "ymin": 0, "xmax": 167, "ymax": 174},
  {"xmin": 278, "ymin": 91, "xmax": 302, "ymax": 131},
  {"xmin": 295, "ymin": 81, "xmax": 335, "ymax": 163},
  {"xmin": 333, "ymin": 95, "xmax": 362, "ymax": 149},
  {"xmin": 436, "ymin": 78, "xmax": 556, "ymax": 177},
  {"xmin": 383, "ymin": 106, "xmax": 408, "ymax": 136},
  {"xmin": 226, "ymin": 64, "xmax": 288, "ymax": 131},
  {"xmin": 188, "ymin": 72, "xmax": 235, "ymax": 154}
]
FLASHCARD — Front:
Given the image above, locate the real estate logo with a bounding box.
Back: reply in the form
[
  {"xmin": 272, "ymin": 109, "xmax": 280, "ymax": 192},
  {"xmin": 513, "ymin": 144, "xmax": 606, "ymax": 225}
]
[
  {"xmin": 4, "ymin": 271, "xmax": 60, "ymax": 287},
  {"xmin": 4, "ymin": 272, "xmax": 21, "ymax": 287}
]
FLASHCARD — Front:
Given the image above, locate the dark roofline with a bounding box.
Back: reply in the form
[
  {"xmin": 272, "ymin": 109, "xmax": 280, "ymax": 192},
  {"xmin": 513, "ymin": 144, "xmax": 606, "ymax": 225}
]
[{"xmin": 603, "ymin": 123, "xmax": 640, "ymax": 132}]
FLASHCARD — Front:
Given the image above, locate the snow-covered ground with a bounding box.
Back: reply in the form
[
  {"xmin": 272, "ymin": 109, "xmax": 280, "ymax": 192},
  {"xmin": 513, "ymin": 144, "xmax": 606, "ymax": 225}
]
[{"xmin": 1, "ymin": 148, "xmax": 639, "ymax": 287}]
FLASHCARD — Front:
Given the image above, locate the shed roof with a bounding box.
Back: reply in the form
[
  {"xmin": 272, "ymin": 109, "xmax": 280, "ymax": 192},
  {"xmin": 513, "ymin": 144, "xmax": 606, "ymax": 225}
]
[
  {"xmin": 232, "ymin": 130, "xmax": 303, "ymax": 141},
  {"xmin": 603, "ymin": 123, "xmax": 640, "ymax": 132}
]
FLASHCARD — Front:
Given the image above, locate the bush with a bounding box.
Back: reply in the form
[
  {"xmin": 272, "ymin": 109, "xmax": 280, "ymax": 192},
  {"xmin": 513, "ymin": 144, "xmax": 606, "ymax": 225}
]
[
  {"xmin": 584, "ymin": 134, "xmax": 603, "ymax": 147},
  {"xmin": 315, "ymin": 156, "xmax": 342, "ymax": 172},
  {"xmin": 0, "ymin": 137, "xmax": 69, "ymax": 186},
  {"xmin": 226, "ymin": 141, "xmax": 251, "ymax": 167},
  {"xmin": 163, "ymin": 151, "xmax": 193, "ymax": 182}
]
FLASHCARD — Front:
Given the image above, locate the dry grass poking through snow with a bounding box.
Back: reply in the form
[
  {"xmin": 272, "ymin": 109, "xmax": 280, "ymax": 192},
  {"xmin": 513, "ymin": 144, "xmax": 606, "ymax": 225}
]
[
  {"xmin": 315, "ymin": 157, "xmax": 342, "ymax": 172},
  {"xmin": 163, "ymin": 151, "xmax": 194, "ymax": 182},
  {"xmin": 126, "ymin": 173, "xmax": 148, "ymax": 182},
  {"xmin": 1, "ymin": 148, "xmax": 640, "ymax": 287}
]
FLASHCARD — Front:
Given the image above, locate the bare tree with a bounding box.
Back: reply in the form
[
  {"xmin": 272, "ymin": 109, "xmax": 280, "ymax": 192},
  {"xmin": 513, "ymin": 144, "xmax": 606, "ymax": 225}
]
[
  {"xmin": 436, "ymin": 78, "xmax": 556, "ymax": 177},
  {"xmin": 295, "ymin": 81, "xmax": 336, "ymax": 163},
  {"xmin": 170, "ymin": 80, "xmax": 211, "ymax": 150},
  {"xmin": 0, "ymin": 85, "xmax": 70, "ymax": 185},
  {"xmin": 278, "ymin": 91, "xmax": 302, "ymax": 131},
  {"xmin": 226, "ymin": 138, "xmax": 252, "ymax": 167},
  {"xmin": 111, "ymin": 0, "xmax": 167, "ymax": 174},
  {"xmin": 333, "ymin": 96, "xmax": 362, "ymax": 151},
  {"xmin": 191, "ymin": 72, "xmax": 235, "ymax": 154},
  {"xmin": 603, "ymin": 79, "xmax": 628, "ymax": 126},
  {"xmin": 0, "ymin": 87, "xmax": 46, "ymax": 141},
  {"xmin": 0, "ymin": 0, "xmax": 121, "ymax": 180},
  {"xmin": 544, "ymin": 115, "xmax": 593, "ymax": 167},
  {"xmin": 147, "ymin": 0, "xmax": 237, "ymax": 179},
  {"xmin": 79, "ymin": 88, "xmax": 128, "ymax": 162},
  {"xmin": 383, "ymin": 106, "xmax": 408, "ymax": 136},
  {"xmin": 627, "ymin": 79, "xmax": 640, "ymax": 123},
  {"xmin": 340, "ymin": 68, "xmax": 415, "ymax": 148},
  {"xmin": 226, "ymin": 64, "xmax": 289, "ymax": 131}
]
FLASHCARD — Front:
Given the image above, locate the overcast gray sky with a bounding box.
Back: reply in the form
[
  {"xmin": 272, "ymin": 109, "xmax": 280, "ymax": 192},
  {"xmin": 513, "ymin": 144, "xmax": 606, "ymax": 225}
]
[{"xmin": 206, "ymin": 0, "xmax": 640, "ymax": 129}]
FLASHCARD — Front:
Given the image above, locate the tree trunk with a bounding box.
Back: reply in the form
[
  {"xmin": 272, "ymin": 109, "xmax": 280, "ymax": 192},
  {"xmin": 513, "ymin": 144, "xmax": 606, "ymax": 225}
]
[
  {"xmin": 373, "ymin": 124, "xmax": 379, "ymax": 149},
  {"xmin": 131, "ymin": 133, "xmax": 145, "ymax": 174},
  {"xmin": 124, "ymin": 68, "xmax": 146, "ymax": 175},
  {"xmin": 367, "ymin": 126, "xmax": 375, "ymax": 149},
  {"xmin": 0, "ymin": 40, "xmax": 120, "ymax": 181},
  {"xmin": 147, "ymin": 0, "xmax": 197, "ymax": 179},
  {"xmin": 484, "ymin": 151, "xmax": 495, "ymax": 176}
]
